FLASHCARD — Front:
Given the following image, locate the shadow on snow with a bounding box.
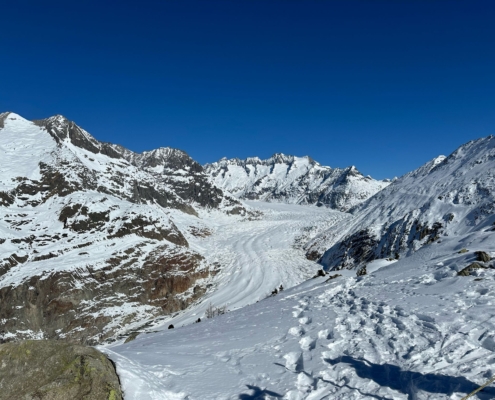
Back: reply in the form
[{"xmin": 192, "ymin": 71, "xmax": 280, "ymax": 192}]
[
  {"xmin": 324, "ymin": 356, "xmax": 495, "ymax": 400},
  {"xmin": 238, "ymin": 384, "xmax": 283, "ymax": 399}
]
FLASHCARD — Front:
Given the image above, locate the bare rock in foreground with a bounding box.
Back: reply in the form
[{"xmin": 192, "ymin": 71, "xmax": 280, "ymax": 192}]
[{"xmin": 0, "ymin": 340, "xmax": 122, "ymax": 400}]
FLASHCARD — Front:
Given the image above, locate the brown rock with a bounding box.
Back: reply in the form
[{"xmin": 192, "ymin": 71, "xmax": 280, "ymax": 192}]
[{"xmin": 0, "ymin": 245, "xmax": 212, "ymax": 344}]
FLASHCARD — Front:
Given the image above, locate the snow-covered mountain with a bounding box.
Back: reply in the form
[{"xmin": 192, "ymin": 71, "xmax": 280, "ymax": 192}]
[
  {"xmin": 3, "ymin": 111, "xmax": 495, "ymax": 399},
  {"xmin": 205, "ymin": 154, "xmax": 390, "ymax": 211},
  {"xmin": 306, "ymin": 135, "xmax": 495, "ymax": 270},
  {"xmin": 0, "ymin": 112, "xmax": 245, "ymax": 344}
]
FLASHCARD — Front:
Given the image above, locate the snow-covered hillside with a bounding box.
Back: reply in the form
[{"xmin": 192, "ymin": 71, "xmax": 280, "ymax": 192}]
[
  {"xmin": 101, "ymin": 135, "xmax": 495, "ymax": 400},
  {"xmin": 3, "ymin": 110, "xmax": 495, "ymax": 399},
  {"xmin": 104, "ymin": 230, "xmax": 495, "ymax": 399},
  {"xmin": 205, "ymin": 154, "xmax": 389, "ymax": 212},
  {"xmin": 306, "ymin": 136, "xmax": 495, "ymax": 271}
]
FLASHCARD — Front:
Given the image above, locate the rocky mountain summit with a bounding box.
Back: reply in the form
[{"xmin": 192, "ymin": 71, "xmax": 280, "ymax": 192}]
[
  {"xmin": 205, "ymin": 154, "xmax": 389, "ymax": 211},
  {"xmin": 0, "ymin": 112, "xmax": 245, "ymax": 344},
  {"xmin": 306, "ymin": 135, "xmax": 495, "ymax": 270}
]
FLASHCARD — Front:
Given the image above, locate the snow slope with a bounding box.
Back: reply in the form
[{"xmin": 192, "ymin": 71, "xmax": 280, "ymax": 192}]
[
  {"xmin": 205, "ymin": 154, "xmax": 389, "ymax": 212},
  {"xmin": 104, "ymin": 229, "xmax": 495, "ymax": 400},
  {"xmin": 102, "ymin": 136, "xmax": 495, "ymax": 400}
]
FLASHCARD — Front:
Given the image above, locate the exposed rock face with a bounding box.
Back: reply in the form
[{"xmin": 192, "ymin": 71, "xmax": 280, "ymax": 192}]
[
  {"xmin": 307, "ymin": 136, "xmax": 495, "ymax": 271},
  {"xmin": 126, "ymin": 147, "xmax": 232, "ymax": 209},
  {"xmin": 30, "ymin": 113, "xmax": 243, "ymax": 214},
  {"xmin": 0, "ymin": 112, "xmax": 239, "ymax": 344},
  {"xmin": 0, "ymin": 112, "xmax": 9, "ymax": 129},
  {"xmin": 205, "ymin": 154, "xmax": 389, "ymax": 211},
  {"xmin": 0, "ymin": 340, "xmax": 122, "ymax": 400},
  {"xmin": 0, "ymin": 245, "xmax": 213, "ymax": 344}
]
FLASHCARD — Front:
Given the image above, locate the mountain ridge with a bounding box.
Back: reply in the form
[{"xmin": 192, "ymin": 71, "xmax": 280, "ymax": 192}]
[
  {"xmin": 0, "ymin": 112, "xmax": 245, "ymax": 344},
  {"xmin": 306, "ymin": 135, "xmax": 495, "ymax": 270},
  {"xmin": 205, "ymin": 154, "xmax": 390, "ymax": 211}
]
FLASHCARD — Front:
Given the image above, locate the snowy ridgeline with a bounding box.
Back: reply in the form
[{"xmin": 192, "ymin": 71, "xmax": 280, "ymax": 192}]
[
  {"xmin": 205, "ymin": 154, "xmax": 390, "ymax": 212},
  {"xmin": 308, "ymin": 135, "xmax": 495, "ymax": 271}
]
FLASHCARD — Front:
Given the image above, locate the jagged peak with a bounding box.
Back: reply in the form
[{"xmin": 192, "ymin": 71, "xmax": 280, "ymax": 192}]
[
  {"xmin": 45, "ymin": 114, "xmax": 69, "ymax": 122},
  {"xmin": 342, "ymin": 165, "xmax": 363, "ymax": 178},
  {"xmin": 140, "ymin": 147, "xmax": 188, "ymax": 158},
  {"xmin": 133, "ymin": 146, "xmax": 202, "ymax": 172},
  {"xmin": 208, "ymin": 154, "xmax": 319, "ymax": 169}
]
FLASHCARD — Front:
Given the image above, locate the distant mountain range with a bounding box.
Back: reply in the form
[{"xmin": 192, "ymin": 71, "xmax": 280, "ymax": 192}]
[
  {"xmin": 2, "ymin": 110, "xmax": 494, "ymax": 352},
  {"xmin": 205, "ymin": 154, "xmax": 390, "ymax": 211}
]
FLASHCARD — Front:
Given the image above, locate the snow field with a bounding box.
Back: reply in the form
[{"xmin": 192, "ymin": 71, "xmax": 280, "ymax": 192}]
[{"xmin": 104, "ymin": 223, "xmax": 495, "ymax": 399}]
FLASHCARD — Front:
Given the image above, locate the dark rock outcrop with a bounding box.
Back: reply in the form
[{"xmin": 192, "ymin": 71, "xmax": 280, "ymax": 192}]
[
  {"xmin": 457, "ymin": 262, "xmax": 488, "ymax": 276},
  {"xmin": 0, "ymin": 112, "xmax": 9, "ymax": 129},
  {"xmin": 129, "ymin": 148, "xmax": 236, "ymax": 209},
  {"xmin": 0, "ymin": 246, "xmax": 213, "ymax": 344},
  {"xmin": 0, "ymin": 340, "xmax": 122, "ymax": 400},
  {"xmin": 34, "ymin": 115, "xmax": 118, "ymax": 159},
  {"xmin": 476, "ymin": 251, "xmax": 491, "ymax": 262}
]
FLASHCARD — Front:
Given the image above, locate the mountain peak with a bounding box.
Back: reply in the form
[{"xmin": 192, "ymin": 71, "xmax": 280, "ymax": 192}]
[{"xmin": 0, "ymin": 112, "xmax": 31, "ymax": 127}]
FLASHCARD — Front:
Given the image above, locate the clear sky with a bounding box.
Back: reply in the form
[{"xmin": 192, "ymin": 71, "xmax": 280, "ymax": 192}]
[{"xmin": 1, "ymin": 1, "xmax": 494, "ymax": 179}]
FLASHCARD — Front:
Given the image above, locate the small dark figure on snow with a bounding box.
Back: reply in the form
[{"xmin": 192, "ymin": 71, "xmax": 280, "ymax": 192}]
[
  {"xmin": 168, "ymin": 324, "xmax": 174, "ymax": 329},
  {"xmin": 279, "ymin": 284, "xmax": 284, "ymax": 291},
  {"xmin": 196, "ymin": 318, "xmax": 201, "ymax": 323},
  {"xmin": 271, "ymin": 288, "xmax": 278, "ymax": 296}
]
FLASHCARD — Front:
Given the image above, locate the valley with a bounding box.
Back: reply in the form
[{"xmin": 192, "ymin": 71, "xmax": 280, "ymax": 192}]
[{"xmin": 1, "ymin": 112, "xmax": 494, "ymax": 400}]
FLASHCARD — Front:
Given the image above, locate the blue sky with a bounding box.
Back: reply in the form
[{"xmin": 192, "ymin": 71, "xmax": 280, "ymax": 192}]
[{"xmin": 1, "ymin": 1, "xmax": 494, "ymax": 179}]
